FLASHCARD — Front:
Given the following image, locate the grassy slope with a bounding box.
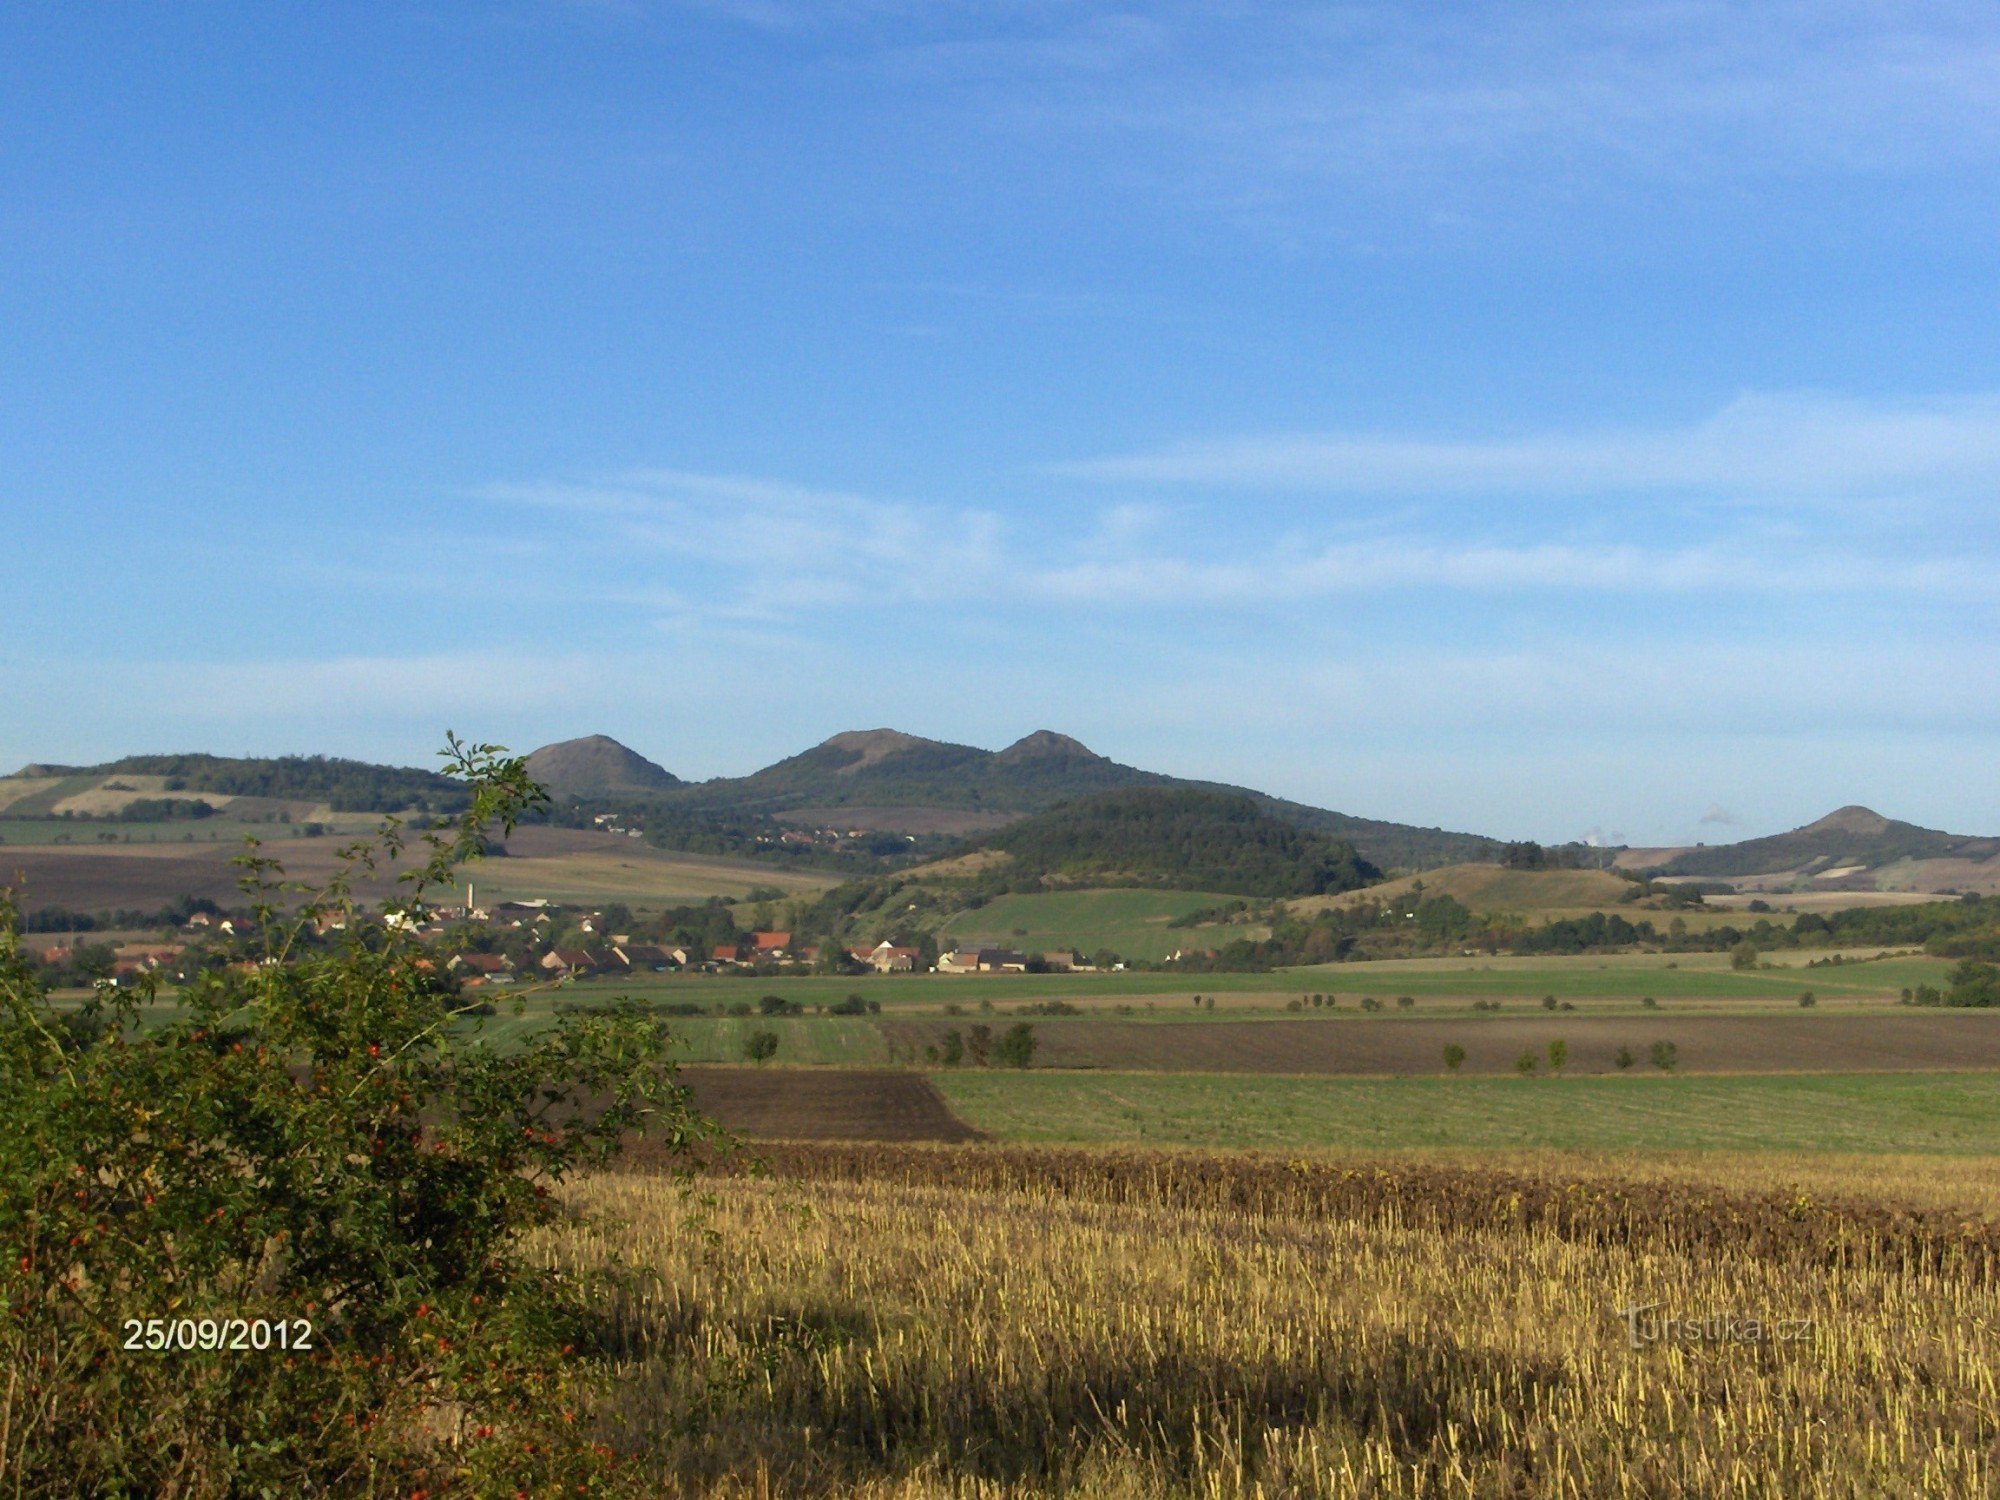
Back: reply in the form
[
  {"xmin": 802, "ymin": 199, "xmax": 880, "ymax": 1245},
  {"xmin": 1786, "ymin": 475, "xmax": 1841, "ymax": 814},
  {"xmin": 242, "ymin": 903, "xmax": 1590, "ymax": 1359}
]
[
  {"xmin": 934, "ymin": 888, "xmax": 1256, "ymax": 961},
  {"xmin": 933, "ymin": 1070, "xmax": 2000, "ymax": 1153}
]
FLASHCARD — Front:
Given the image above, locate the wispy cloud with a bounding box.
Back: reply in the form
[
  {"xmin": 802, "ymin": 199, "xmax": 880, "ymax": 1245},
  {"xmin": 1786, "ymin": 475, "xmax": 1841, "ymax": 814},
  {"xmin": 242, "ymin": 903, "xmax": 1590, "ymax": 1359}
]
[{"xmin": 1059, "ymin": 392, "xmax": 2000, "ymax": 502}]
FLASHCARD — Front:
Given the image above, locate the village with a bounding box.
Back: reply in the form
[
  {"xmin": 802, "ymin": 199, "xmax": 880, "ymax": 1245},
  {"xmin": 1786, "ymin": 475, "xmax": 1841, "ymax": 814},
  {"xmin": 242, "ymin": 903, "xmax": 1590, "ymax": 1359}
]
[{"xmin": 24, "ymin": 888, "xmax": 1097, "ymax": 992}]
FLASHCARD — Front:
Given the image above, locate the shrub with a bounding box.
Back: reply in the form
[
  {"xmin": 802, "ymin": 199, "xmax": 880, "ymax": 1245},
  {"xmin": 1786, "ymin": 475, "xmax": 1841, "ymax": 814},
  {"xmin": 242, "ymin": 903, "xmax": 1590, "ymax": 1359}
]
[
  {"xmin": 1730, "ymin": 940, "xmax": 1760, "ymax": 970},
  {"xmin": 939, "ymin": 1029, "xmax": 964, "ymax": 1066},
  {"xmin": 1441, "ymin": 1044, "xmax": 1466, "ymax": 1072},
  {"xmin": 1547, "ymin": 1039, "xmax": 1567, "ymax": 1072},
  {"xmin": 1614, "ymin": 1045, "xmax": 1635, "ymax": 1070},
  {"xmin": 1514, "ymin": 1049, "xmax": 1537, "ymax": 1076},
  {"xmin": 994, "ymin": 1022, "xmax": 1038, "ymax": 1069},
  {"xmin": 1640, "ymin": 996, "xmax": 1658, "ymax": 1009},
  {"xmin": 1798, "ymin": 990, "xmax": 1817, "ymax": 1007},
  {"xmin": 1396, "ymin": 995, "xmax": 1415, "ymax": 1009},
  {"xmin": 743, "ymin": 1028, "xmax": 780, "ymax": 1062},
  {"xmin": 1360, "ymin": 997, "xmax": 1383, "ymax": 1012},
  {"xmin": 1650, "ymin": 1039, "xmax": 1679, "ymax": 1071},
  {"xmin": 1541, "ymin": 994, "xmax": 1558, "ymax": 1011}
]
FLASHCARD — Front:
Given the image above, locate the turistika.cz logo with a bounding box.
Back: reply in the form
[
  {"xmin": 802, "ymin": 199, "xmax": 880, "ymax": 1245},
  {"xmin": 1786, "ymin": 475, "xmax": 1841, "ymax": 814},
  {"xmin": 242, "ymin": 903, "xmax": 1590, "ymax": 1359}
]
[{"xmin": 1615, "ymin": 1301, "xmax": 1816, "ymax": 1351}]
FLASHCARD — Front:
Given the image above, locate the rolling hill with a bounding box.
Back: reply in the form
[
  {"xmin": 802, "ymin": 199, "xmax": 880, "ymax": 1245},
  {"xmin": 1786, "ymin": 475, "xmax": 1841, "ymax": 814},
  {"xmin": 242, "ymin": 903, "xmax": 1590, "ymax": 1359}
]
[
  {"xmin": 524, "ymin": 735, "xmax": 681, "ymax": 796},
  {"xmin": 645, "ymin": 727, "xmax": 1497, "ymax": 871},
  {"xmin": 961, "ymin": 788, "xmax": 1380, "ymax": 898},
  {"xmin": 1629, "ymin": 806, "xmax": 2000, "ymax": 891}
]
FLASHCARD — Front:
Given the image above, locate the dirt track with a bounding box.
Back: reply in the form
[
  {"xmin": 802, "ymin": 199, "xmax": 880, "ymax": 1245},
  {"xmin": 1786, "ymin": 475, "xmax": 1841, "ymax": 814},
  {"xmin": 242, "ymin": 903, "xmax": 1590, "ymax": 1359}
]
[
  {"xmin": 678, "ymin": 1066, "xmax": 984, "ymax": 1142},
  {"xmin": 883, "ymin": 1012, "xmax": 2000, "ymax": 1076}
]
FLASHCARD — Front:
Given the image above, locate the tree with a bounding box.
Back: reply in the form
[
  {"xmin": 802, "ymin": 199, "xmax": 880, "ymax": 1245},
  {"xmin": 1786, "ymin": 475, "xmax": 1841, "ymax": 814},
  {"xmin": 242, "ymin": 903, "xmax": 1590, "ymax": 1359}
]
[
  {"xmin": 1649, "ymin": 1039, "xmax": 1679, "ymax": 1071},
  {"xmin": 939, "ymin": 1028, "xmax": 964, "ymax": 1066},
  {"xmin": 1441, "ymin": 1043, "xmax": 1466, "ymax": 1072},
  {"xmin": 994, "ymin": 1022, "xmax": 1038, "ymax": 1069},
  {"xmin": 965, "ymin": 1023, "xmax": 993, "ymax": 1066},
  {"xmin": 743, "ymin": 1028, "xmax": 780, "ymax": 1062},
  {"xmin": 1514, "ymin": 1049, "xmax": 1537, "ymax": 1076},
  {"xmin": 1547, "ymin": 1038, "xmax": 1567, "ymax": 1072},
  {"xmin": 1730, "ymin": 939, "xmax": 1760, "ymax": 971},
  {"xmin": 0, "ymin": 736, "xmax": 708, "ymax": 1493},
  {"xmin": 1614, "ymin": 1045, "xmax": 1635, "ymax": 1070}
]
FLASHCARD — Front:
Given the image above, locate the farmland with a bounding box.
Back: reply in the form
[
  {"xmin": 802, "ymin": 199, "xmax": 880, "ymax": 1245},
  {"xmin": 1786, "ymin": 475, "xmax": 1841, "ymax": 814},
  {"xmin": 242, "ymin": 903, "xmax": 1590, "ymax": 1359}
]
[
  {"xmin": 929, "ymin": 1070, "xmax": 2000, "ymax": 1153},
  {"xmin": 0, "ymin": 821, "xmax": 832, "ymax": 913},
  {"xmin": 932, "ymin": 887, "xmax": 1255, "ymax": 961},
  {"xmin": 537, "ymin": 1146, "xmax": 2000, "ymax": 1495}
]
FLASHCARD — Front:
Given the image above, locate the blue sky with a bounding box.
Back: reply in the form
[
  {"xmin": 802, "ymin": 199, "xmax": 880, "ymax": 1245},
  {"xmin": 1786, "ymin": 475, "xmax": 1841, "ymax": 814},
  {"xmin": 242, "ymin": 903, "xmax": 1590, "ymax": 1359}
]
[{"xmin": 3, "ymin": 1, "xmax": 1997, "ymax": 845}]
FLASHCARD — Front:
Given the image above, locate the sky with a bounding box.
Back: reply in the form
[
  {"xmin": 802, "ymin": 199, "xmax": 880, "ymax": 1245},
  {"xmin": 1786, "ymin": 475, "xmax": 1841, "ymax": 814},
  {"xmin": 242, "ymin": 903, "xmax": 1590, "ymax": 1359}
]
[{"xmin": 3, "ymin": 1, "xmax": 1998, "ymax": 846}]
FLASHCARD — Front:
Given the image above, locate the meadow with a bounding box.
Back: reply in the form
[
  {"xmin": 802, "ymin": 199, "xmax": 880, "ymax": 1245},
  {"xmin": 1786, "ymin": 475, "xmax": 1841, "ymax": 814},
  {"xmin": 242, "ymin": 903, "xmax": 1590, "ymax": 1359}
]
[{"xmin": 932, "ymin": 888, "xmax": 1259, "ymax": 961}]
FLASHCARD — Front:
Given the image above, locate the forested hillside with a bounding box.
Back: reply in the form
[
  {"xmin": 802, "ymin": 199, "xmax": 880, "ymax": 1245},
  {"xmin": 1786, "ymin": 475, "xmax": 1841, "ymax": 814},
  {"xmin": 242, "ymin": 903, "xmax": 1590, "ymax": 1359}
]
[{"xmin": 977, "ymin": 789, "xmax": 1381, "ymax": 898}]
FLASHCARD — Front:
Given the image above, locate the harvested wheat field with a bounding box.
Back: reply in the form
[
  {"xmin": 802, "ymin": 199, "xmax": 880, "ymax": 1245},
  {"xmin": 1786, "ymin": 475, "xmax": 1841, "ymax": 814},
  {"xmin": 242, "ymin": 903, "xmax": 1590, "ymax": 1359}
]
[
  {"xmin": 540, "ymin": 1143, "xmax": 2000, "ymax": 1496},
  {"xmin": 674, "ymin": 1066, "xmax": 984, "ymax": 1143}
]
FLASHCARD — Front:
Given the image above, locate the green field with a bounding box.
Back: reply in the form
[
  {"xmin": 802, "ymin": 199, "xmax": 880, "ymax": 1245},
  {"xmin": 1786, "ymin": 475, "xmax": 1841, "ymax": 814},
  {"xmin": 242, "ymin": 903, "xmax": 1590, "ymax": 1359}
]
[
  {"xmin": 570, "ymin": 949, "xmax": 1950, "ymax": 1014},
  {"xmin": 460, "ymin": 1004, "xmax": 889, "ymax": 1064},
  {"xmin": 932, "ymin": 1069, "xmax": 2000, "ymax": 1153},
  {"xmin": 935, "ymin": 888, "xmax": 1255, "ymax": 962}
]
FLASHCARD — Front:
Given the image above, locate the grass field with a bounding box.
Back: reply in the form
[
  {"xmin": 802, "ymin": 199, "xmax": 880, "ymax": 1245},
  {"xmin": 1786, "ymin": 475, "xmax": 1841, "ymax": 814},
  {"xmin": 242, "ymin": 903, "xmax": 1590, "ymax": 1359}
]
[
  {"xmin": 932, "ymin": 1069, "xmax": 2000, "ymax": 1153},
  {"xmin": 934, "ymin": 887, "xmax": 1257, "ymax": 961},
  {"xmin": 585, "ymin": 949, "xmax": 1952, "ymax": 1015}
]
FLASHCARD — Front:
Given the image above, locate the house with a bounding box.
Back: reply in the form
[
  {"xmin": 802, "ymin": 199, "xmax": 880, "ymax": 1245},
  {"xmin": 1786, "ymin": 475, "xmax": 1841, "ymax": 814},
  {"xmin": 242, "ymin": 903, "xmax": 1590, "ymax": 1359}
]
[
  {"xmin": 115, "ymin": 943, "xmax": 185, "ymax": 970},
  {"xmin": 539, "ymin": 949, "xmax": 598, "ymax": 977},
  {"xmin": 938, "ymin": 947, "xmax": 1027, "ymax": 974},
  {"xmin": 184, "ymin": 911, "xmax": 213, "ymax": 929},
  {"xmin": 751, "ymin": 930, "xmax": 792, "ymax": 959},
  {"xmin": 449, "ymin": 953, "xmax": 516, "ymax": 980},
  {"xmin": 613, "ymin": 943, "xmax": 676, "ymax": 973},
  {"xmin": 862, "ymin": 942, "xmax": 920, "ymax": 973},
  {"xmin": 710, "ymin": 943, "xmax": 748, "ymax": 967}
]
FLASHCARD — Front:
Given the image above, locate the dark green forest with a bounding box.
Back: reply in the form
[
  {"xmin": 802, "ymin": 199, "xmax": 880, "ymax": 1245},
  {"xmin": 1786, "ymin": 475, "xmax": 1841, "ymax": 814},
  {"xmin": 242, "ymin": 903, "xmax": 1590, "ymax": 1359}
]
[{"xmin": 977, "ymin": 789, "xmax": 1381, "ymax": 898}]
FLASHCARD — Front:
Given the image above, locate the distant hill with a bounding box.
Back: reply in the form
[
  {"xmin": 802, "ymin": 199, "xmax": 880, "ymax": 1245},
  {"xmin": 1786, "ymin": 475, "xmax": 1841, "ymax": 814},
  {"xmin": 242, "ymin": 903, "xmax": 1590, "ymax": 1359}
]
[
  {"xmin": 1639, "ymin": 806, "xmax": 2000, "ymax": 885},
  {"xmin": 967, "ymin": 788, "xmax": 1381, "ymax": 898},
  {"xmin": 6, "ymin": 753, "xmax": 470, "ymax": 813},
  {"xmin": 656, "ymin": 727, "xmax": 1495, "ymax": 871},
  {"xmin": 524, "ymin": 735, "xmax": 682, "ymax": 797}
]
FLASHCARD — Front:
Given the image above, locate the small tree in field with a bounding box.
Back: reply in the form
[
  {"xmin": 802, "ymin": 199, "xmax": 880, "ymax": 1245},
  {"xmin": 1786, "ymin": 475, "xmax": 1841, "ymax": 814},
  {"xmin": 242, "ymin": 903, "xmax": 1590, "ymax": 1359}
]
[
  {"xmin": 1730, "ymin": 940, "xmax": 1759, "ymax": 970},
  {"xmin": 1547, "ymin": 1038, "xmax": 1567, "ymax": 1073},
  {"xmin": 743, "ymin": 1028, "xmax": 780, "ymax": 1062},
  {"xmin": 0, "ymin": 737, "xmax": 712, "ymax": 1494},
  {"xmin": 994, "ymin": 1022, "xmax": 1038, "ymax": 1069},
  {"xmin": 1514, "ymin": 1049, "xmax": 1538, "ymax": 1076},
  {"xmin": 1441, "ymin": 1043, "xmax": 1466, "ymax": 1072},
  {"xmin": 1614, "ymin": 1045, "xmax": 1635, "ymax": 1070},
  {"xmin": 1650, "ymin": 1039, "xmax": 1679, "ymax": 1071}
]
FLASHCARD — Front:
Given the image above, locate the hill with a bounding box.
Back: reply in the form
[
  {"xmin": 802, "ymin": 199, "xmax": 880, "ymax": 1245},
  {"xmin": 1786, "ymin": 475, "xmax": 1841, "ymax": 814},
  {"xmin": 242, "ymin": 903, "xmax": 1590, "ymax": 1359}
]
[
  {"xmin": 969, "ymin": 788, "xmax": 1380, "ymax": 898},
  {"xmin": 1319, "ymin": 863, "xmax": 1641, "ymax": 915},
  {"xmin": 1637, "ymin": 806, "xmax": 2000, "ymax": 886},
  {"xmin": 524, "ymin": 735, "xmax": 681, "ymax": 796},
  {"xmin": 658, "ymin": 727, "xmax": 1495, "ymax": 871},
  {"xmin": 2, "ymin": 753, "xmax": 469, "ymax": 814}
]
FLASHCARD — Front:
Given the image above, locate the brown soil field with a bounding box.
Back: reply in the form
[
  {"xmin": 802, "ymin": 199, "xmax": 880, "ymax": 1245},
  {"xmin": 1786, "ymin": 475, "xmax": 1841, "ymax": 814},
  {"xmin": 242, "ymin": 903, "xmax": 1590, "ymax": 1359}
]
[
  {"xmin": 1, "ymin": 838, "xmax": 434, "ymax": 910},
  {"xmin": 884, "ymin": 1012, "xmax": 2000, "ymax": 1076},
  {"xmin": 2, "ymin": 824, "xmax": 829, "ymax": 912},
  {"xmin": 676, "ymin": 1065, "xmax": 984, "ymax": 1142}
]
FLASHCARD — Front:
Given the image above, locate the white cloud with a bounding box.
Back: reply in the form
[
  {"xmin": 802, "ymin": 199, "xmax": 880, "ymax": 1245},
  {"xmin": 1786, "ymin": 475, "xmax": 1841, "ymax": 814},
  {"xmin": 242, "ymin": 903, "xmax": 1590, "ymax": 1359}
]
[
  {"xmin": 1059, "ymin": 391, "xmax": 2000, "ymax": 500},
  {"xmin": 481, "ymin": 468, "xmax": 1003, "ymax": 613}
]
